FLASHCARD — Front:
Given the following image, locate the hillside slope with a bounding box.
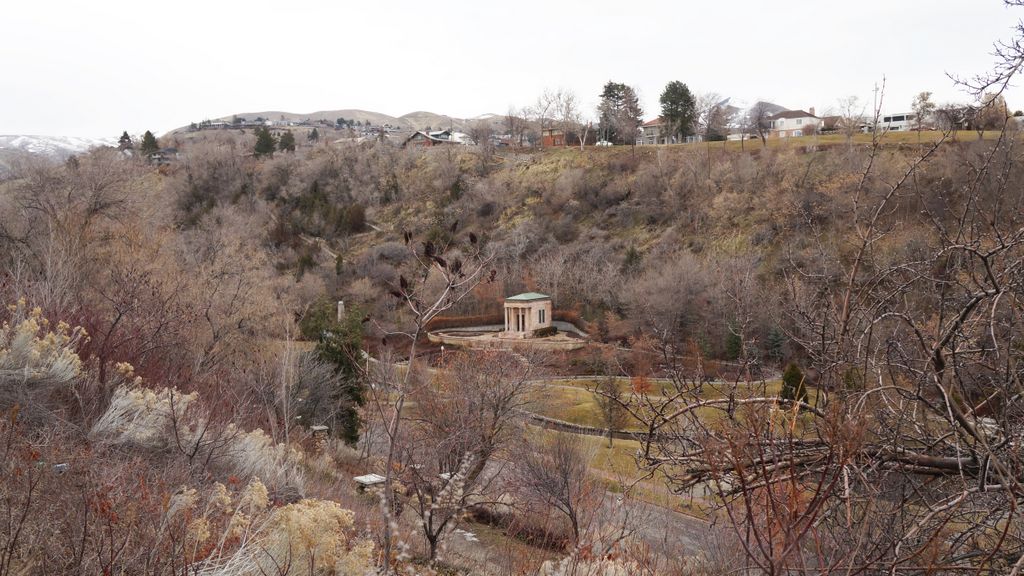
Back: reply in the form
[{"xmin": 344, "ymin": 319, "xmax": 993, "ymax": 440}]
[{"xmin": 177, "ymin": 108, "xmax": 507, "ymax": 133}]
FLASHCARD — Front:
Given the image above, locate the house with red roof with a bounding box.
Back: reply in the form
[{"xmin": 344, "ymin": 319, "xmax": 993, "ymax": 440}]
[{"xmin": 637, "ymin": 117, "xmax": 672, "ymax": 145}]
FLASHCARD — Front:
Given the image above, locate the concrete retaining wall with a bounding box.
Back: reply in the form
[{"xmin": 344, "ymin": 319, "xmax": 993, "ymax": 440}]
[
  {"xmin": 428, "ymin": 331, "xmax": 586, "ymax": 351},
  {"xmin": 525, "ymin": 412, "xmax": 654, "ymax": 442}
]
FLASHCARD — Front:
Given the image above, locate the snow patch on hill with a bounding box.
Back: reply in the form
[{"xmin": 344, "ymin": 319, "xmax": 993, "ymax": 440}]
[{"xmin": 0, "ymin": 135, "xmax": 116, "ymax": 158}]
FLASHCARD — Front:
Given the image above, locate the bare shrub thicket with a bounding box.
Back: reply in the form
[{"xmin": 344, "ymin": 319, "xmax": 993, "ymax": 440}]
[{"xmin": 607, "ymin": 105, "xmax": 1024, "ymax": 573}]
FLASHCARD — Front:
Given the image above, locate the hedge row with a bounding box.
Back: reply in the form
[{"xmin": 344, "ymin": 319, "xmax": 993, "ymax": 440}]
[
  {"xmin": 423, "ymin": 309, "xmax": 590, "ymax": 334},
  {"xmin": 532, "ymin": 326, "xmax": 557, "ymax": 338},
  {"xmin": 423, "ymin": 313, "xmax": 505, "ymax": 333}
]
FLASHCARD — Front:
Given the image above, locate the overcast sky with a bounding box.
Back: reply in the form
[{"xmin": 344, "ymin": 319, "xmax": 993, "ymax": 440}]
[{"xmin": 2, "ymin": 0, "xmax": 1020, "ymax": 138}]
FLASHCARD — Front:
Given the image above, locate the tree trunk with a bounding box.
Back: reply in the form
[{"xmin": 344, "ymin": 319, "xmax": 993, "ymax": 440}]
[{"xmin": 428, "ymin": 533, "xmax": 438, "ymax": 561}]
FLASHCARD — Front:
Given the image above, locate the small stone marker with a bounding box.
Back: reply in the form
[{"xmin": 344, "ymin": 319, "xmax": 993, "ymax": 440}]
[
  {"xmin": 354, "ymin": 473, "xmax": 386, "ymax": 492},
  {"xmin": 310, "ymin": 425, "xmax": 329, "ymax": 454}
]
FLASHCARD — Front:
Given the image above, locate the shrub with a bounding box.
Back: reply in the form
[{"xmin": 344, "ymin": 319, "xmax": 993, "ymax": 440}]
[
  {"xmin": 340, "ymin": 203, "xmax": 366, "ymax": 234},
  {"xmin": 533, "ymin": 326, "xmax": 557, "ymax": 338},
  {"xmin": 90, "ymin": 383, "xmax": 199, "ymax": 451},
  {"xmin": 780, "ymin": 362, "xmax": 808, "ymax": 404},
  {"xmin": 477, "ymin": 200, "xmax": 498, "ymax": 218},
  {"xmin": 306, "ymin": 300, "xmax": 366, "ymax": 444},
  {"xmin": 423, "ymin": 313, "xmax": 505, "ymax": 332},
  {"xmin": 258, "ymin": 499, "xmax": 374, "ymax": 574},
  {"xmin": 0, "ymin": 299, "xmax": 86, "ymax": 420},
  {"xmin": 553, "ymin": 310, "xmax": 589, "ymax": 332},
  {"xmin": 226, "ymin": 428, "xmax": 305, "ymax": 496},
  {"xmin": 91, "ymin": 380, "xmax": 306, "ymax": 493}
]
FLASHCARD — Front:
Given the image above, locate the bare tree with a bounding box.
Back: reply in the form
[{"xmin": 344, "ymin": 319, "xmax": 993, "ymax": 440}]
[
  {"xmin": 836, "ymin": 95, "xmax": 866, "ymax": 141},
  {"xmin": 977, "ymin": 91, "xmax": 1010, "ymax": 136},
  {"xmin": 365, "ymin": 225, "xmax": 493, "ymax": 573},
  {"xmin": 401, "ymin": 349, "xmax": 540, "ymax": 561},
  {"xmin": 531, "ymin": 89, "xmax": 560, "ymax": 138},
  {"xmin": 935, "ymin": 102, "xmax": 970, "ymax": 139},
  {"xmin": 744, "ymin": 101, "xmax": 774, "ymax": 148},
  {"xmin": 504, "ymin": 105, "xmax": 527, "ymax": 148},
  {"xmin": 514, "ymin": 432, "xmax": 598, "ymax": 545},
  {"xmin": 695, "ymin": 92, "xmax": 730, "ymax": 141},
  {"xmin": 556, "ymin": 90, "xmax": 590, "ymax": 151},
  {"xmin": 468, "ymin": 119, "xmax": 496, "ymax": 174},
  {"xmin": 911, "ymin": 90, "xmax": 936, "ymax": 131},
  {"xmin": 592, "ymin": 374, "xmax": 628, "ymax": 447}
]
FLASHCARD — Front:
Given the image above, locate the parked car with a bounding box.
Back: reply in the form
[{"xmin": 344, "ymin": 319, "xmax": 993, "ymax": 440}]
[{"xmin": 595, "ymin": 140, "xmax": 613, "ymax": 147}]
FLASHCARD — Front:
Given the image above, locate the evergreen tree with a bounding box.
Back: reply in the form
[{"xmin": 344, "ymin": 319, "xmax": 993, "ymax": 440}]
[
  {"xmin": 724, "ymin": 330, "xmax": 743, "ymax": 361},
  {"xmin": 617, "ymin": 85, "xmax": 644, "ymax": 147},
  {"xmin": 597, "ymin": 81, "xmax": 628, "ymax": 142},
  {"xmin": 253, "ymin": 126, "xmax": 277, "ymax": 157},
  {"xmin": 596, "ymin": 82, "xmax": 644, "ymax": 146},
  {"xmin": 300, "ymin": 297, "xmax": 366, "ymax": 444},
  {"xmin": 308, "ymin": 127, "xmax": 320, "ymax": 142},
  {"xmin": 659, "ymin": 81, "xmax": 697, "ymax": 142},
  {"xmin": 278, "ymin": 130, "xmax": 296, "ymax": 152},
  {"xmin": 780, "ymin": 362, "xmax": 809, "ymax": 405},
  {"xmin": 765, "ymin": 327, "xmax": 786, "ymax": 362},
  {"xmin": 621, "ymin": 245, "xmax": 642, "ymax": 276},
  {"xmin": 140, "ymin": 130, "xmax": 159, "ymax": 156},
  {"xmin": 118, "ymin": 131, "xmax": 133, "ymax": 151}
]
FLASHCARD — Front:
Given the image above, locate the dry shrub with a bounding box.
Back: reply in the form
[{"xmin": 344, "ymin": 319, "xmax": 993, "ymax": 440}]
[
  {"xmin": 226, "ymin": 428, "xmax": 306, "ymax": 497},
  {"xmin": 90, "ymin": 382, "xmax": 199, "ymax": 451},
  {"xmin": 91, "ymin": 375, "xmax": 306, "ymax": 495},
  {"xmin": 0, "ymin": 299, "xmax": 86, "ymax": 421},
  {"xmin": 251, "ymin": 499, "xmax": 374, "ymax": 576}
]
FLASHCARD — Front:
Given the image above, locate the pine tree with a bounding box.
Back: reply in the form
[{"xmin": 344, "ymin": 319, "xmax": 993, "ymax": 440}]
[
  {"xmin": 300, "ymin": 297, "xmax": 366, "ymax": 444},
  {"xmin": 597, "ymin": 81, "xmax": 628, "ymax": 142},
  {"xmin": 254, "ymin": 126, "xmax": 277, "ymax": 157},
  {"xmin": 660, "ymin": 81, "xmax": 697, "ymax": 142},
  {"xmin": 765, "ymin": 327, "xmax": 786, "ymax": 362},
  {"xmin": 781, "ymin": 362, "xmax": 808, "ymax": 405},
  {"xmin": 724, "ymin": 330, "xmax": 743, "ymax": 361},
  {"xmin": 140, "ymin": 130, "xmax": 159, "ymax": 157},
  {"xmin": 621, "ymin": 246, "xmax": 642, "ymax": 276},
  {"xmin": 118, "ymin": 131, "xmax": 133, "ymax": 151},
  {"xmin": 278, "ymin": 130, "xmax": 296, "ymax": 152}
]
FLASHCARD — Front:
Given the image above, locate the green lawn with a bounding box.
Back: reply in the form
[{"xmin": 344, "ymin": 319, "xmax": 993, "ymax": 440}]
[
  {"xmin": 526, "ymin": 427, "xmax": 712, "ymax": 517},
  {"xmin": 537, "ymin": 130, "xmax": 1009, "ymax": 158},
  {"xmin": 533, "ymin": 378, "xmax": 811, "ymax": 432}
]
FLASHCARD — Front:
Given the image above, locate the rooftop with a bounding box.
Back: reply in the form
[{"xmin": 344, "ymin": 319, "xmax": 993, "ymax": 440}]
[
  {"xmin": 506, "ymin": 292, "xmax": 551, "ymax": 302},
  {"xmin": 770, "ymin": 110, "xmax": 819, "ymax": 120}
]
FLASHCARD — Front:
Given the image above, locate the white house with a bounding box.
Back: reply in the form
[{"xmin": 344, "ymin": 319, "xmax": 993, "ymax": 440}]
[
  {"xmin": 637, "ymin": 117, "xmax": 673, "ymax": 145},
  {"xmin": 768, "ymin": 109, "xmax": 823, "ymax": 138},
  {"xmin": 879, "ymin": 112, "xmax": 919, "ymax": 132}
]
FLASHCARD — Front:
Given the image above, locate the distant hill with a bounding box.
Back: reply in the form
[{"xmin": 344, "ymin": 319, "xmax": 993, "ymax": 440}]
[
  {"xmin": 0, "ymin": 135, "xmax": 115, "ymax": 158},
  {"xmin": 751, "ymin": 101, "xmax": 789, "ymax": 116},
  {"xmin": 0, "ymin": 135, "xmax": 117, "ymax": 177},
  {"xmin": 175, "ymin": 108, "xmax": 507, "ymax": 134}
]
